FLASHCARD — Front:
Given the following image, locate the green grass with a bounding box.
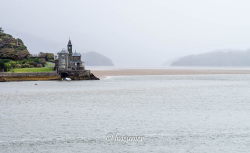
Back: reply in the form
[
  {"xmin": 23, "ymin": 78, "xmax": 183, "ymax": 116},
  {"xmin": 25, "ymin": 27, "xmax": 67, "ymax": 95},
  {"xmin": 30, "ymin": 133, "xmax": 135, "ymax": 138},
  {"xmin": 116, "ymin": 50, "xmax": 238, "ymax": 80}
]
[
  {"xmin": 10, "ymin": 67, "xmax": 54, "ymax": 73},
  {"xmin": 45, "ymin": 62, "xmax": 55, "ymax": 67},
  {"xmin": 8, "ymin": 62, "xmax": 55, "ymax": 73}
]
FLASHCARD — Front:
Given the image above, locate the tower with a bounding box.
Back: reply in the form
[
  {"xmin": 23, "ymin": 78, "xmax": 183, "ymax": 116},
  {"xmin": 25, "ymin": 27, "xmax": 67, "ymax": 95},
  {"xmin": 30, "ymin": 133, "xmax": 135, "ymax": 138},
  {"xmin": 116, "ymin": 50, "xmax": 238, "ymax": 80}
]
[
  {"xmin": 67, "ymin": 39, "xmax": 72, "ymax": 55},
  {"xmin": 67, "ymin": 39, "xmax": 73, "ymax": 68}
]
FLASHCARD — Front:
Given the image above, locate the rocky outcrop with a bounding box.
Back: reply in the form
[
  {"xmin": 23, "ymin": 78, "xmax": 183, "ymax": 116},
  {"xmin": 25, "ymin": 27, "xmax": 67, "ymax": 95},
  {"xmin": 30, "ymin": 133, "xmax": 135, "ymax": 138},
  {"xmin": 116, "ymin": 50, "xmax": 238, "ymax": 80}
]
[
  {"xmin": 89, "ymin": 73, "xmax": 100, "ymax": 80},
  {"xmin": 0, "ymin": 30, "xmax": 30, "ymax": 60},
  {"xmin": 58, "ymin": 70, "xmax": 100, "ymax": 80}
]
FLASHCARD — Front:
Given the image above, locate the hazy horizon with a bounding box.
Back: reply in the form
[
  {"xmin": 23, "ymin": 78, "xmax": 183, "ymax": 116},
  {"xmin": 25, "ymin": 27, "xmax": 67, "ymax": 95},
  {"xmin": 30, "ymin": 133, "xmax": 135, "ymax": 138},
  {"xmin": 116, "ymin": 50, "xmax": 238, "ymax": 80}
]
[{"xmin": 1, "ymin": 0, "xmax": 250, "ymax": 66}]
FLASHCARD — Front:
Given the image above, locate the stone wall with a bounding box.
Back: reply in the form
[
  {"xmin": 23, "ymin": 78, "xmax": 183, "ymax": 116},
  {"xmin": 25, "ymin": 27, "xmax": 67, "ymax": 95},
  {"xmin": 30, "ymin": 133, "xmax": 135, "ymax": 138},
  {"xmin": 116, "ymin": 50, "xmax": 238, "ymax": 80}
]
[
  {"xmin": 0, "ymin": 72, "xmax": 58, "ymax": 77},
  {"xmin": 0, "ymin": 71, "xmax": 99, "ymax": 82},
  {"xmin": 0, "ymin": 72, "xmax": 61, "ymax": 82}
]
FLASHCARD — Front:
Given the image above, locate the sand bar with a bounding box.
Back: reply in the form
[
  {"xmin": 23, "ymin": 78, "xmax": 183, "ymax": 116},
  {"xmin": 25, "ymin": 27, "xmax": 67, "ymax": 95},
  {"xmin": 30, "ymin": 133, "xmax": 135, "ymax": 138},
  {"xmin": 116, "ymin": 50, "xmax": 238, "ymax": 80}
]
[{"xmin": 92, "ymin": 69, "xmax": 250, "ymax": 78}]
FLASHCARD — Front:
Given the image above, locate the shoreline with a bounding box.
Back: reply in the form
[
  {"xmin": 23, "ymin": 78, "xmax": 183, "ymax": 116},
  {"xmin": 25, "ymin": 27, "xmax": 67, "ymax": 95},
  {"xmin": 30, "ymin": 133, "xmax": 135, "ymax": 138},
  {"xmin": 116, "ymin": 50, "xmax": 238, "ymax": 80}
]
[
  {"xmin": 0, "ymin": 71, "xmax": 99, "ymax": 82},
  {"xmin": 0, "ymin": 72, "xmax": 60, "ymax": 82},
  {"xmin": 2, "ymin": 69, "xmax": 250, "ymax": 82},
  {"xmin": 92, "ymin": 69, "xmax": 250, "ymax": 78}
]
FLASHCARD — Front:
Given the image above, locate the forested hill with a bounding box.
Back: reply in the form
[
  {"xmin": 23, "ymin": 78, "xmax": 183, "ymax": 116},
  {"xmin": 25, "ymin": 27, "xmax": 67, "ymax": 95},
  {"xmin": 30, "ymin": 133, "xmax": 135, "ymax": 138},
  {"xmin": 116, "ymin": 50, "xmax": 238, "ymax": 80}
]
[
  {"xmin": 0, "ymin": 28, "xmax": 30, "ymax": 60},
  {"xmin": 171, "ymin": 50, "xmax": 250, "ymax": 67},
  {"xmin": 84, "ymin": 51, "xmax": 114, "ymax": 66}
]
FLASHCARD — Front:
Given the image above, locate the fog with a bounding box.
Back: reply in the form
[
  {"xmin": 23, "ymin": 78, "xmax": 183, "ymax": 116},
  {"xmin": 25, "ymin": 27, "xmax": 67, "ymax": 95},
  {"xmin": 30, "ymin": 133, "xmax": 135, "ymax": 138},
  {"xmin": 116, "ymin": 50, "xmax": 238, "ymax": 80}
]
[{"xmin": 1, "ymin": 0, "xmax": 250, "ymax": 66}]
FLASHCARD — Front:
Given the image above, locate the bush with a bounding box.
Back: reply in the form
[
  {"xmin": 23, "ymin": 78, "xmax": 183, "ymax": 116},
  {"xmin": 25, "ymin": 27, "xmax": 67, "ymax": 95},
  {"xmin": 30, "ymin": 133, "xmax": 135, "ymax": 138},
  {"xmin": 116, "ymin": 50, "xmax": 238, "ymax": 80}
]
[
  {"xmin": 4, "ymin": 62, "xmax": 11, "ymax": 71},
  {"xmin": 0, "ymin": 57, "xmax": 50, "ymax": 72},
  {"xmin": 16, "ymin": 46, "xmax": 27, "ymax": 50},
  {"xmin": 0, "ymin": 62, "xmax": 5, "ymax": 71},
  {"xmin": 15, "ymin": 64, "xmax": 22, "ymax": 68},
  {"xmin": 21, "ymin": 63, "xmax": 30, "ymax": 68},
  {"xmin": 0, "ymin": 27, "xmax": 3, "ymax": 33},
  {"xmin": 39, "ymin": 52, "xmax": 54, "ymax": 62}
]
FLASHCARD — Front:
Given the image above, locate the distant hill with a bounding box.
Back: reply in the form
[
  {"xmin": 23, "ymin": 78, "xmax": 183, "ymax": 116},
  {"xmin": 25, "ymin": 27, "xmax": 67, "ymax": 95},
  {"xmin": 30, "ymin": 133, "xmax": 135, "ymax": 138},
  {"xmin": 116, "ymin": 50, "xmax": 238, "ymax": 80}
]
[
  {"xmin": 171, "ymin": 50, "xmax": 250, "ymax": 67},
  {"xmin": 0, "ymin": 28, "xmax": 30, "ymax": 60},
  {"xmin": 84, "ymin": 51, "xmax": 114, "ymax": 66}
]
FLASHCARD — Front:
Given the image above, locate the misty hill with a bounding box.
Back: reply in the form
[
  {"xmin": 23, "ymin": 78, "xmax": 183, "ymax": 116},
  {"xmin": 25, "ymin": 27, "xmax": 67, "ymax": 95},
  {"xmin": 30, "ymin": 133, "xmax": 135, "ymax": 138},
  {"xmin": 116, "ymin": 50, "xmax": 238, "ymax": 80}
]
[
  {"xmin": 171, "ymin": 50, "xmax": 250, "ymax": 67},
  {"xmin": 0, "ymin": 28, "xmax": 30, "ymax": 60},
  {"xmin": 84, "ymin": 51, "xmax": 114, "ymax": 66}
]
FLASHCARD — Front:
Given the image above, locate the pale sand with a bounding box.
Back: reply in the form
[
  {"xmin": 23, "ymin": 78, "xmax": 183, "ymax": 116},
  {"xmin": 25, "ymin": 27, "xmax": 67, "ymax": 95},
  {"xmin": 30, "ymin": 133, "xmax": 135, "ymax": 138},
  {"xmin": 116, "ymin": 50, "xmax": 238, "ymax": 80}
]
[{"xmin": 92, "ymin": 69, "xmax": 250, "ymax": 78}]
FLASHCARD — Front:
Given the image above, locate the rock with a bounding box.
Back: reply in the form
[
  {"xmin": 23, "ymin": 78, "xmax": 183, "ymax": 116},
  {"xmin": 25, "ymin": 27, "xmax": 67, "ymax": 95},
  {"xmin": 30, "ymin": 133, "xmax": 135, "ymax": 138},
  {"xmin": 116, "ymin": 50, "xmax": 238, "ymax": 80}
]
[
  {"xmin": 0, "ymin": 31, "xmax": 30, "ymax": 60},
  {"xmin": 90, "ymin": 73, "xmax": 100, "ymax": 80}
]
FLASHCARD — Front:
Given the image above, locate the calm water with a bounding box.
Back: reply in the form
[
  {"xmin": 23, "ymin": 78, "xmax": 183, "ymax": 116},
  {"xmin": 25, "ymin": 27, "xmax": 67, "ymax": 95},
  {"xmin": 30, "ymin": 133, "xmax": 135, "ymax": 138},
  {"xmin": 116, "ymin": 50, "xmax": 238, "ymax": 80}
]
[{"xmin": 1, "ymin": 75, "xmax": 250, "ymax": 153}]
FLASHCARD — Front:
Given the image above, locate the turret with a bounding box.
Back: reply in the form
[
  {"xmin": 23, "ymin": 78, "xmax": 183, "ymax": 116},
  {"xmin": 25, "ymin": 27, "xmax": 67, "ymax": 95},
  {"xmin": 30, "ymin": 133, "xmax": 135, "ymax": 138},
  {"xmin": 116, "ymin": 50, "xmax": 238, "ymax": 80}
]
[{"xmin": 67, "ymin": 39, "xmax": 72, "ymax": 55}]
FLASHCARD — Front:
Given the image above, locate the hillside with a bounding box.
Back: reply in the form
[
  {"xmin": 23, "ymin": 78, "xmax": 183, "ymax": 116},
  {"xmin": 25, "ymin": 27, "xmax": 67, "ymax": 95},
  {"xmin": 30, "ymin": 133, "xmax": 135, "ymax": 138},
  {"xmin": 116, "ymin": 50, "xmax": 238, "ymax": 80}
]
[
  {"xmin": 171, "ymin": 50, "xmax": 250, "ymax": 67},
  {"xmin": 84, "ymin": 51, "xmax": 114, "ymax": 66},
  {"xmin": 0, "ymin": 28, "xmax": 30, "ymax": 60},
  {"xmin": 0, "ymin": 28, "xmax": 55, "ymax": 72}
]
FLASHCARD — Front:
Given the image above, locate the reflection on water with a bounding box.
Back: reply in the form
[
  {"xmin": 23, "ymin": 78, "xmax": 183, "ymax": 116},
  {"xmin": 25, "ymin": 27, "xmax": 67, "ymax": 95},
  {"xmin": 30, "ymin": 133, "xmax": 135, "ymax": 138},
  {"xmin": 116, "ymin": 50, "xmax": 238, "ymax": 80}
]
[{"xmin": 1, "ymin": 75, "xmax": 250, "ymax": 153}]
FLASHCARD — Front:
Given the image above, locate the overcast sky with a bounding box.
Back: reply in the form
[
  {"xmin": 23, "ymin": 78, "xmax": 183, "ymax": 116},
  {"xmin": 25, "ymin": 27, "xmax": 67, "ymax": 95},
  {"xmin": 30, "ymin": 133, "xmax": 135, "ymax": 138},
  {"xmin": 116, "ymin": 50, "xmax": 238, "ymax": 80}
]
[{"xmin": 1, "ymin": 0, "xmax": 250, "ymax": 66}]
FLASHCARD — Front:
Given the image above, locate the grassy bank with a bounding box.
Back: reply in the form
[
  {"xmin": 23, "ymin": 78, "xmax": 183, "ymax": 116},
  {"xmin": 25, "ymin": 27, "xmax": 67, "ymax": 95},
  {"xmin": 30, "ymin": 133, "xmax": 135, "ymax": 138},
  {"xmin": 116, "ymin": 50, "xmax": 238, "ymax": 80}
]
[
  {"xmin": 7, "ymin": 62, "xmax": 55, "ymax": 73},
  {"xmin": 10, "ymin": 67, "xmax": 54, "ymax": 73}
]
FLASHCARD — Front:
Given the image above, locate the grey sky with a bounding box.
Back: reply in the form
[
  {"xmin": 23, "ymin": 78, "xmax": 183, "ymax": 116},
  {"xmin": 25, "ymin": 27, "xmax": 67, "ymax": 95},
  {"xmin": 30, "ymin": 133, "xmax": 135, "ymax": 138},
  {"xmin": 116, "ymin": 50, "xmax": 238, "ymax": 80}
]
[{"xmin": 1, "ymin": 0, "xmax": 250, "ymax": 66}]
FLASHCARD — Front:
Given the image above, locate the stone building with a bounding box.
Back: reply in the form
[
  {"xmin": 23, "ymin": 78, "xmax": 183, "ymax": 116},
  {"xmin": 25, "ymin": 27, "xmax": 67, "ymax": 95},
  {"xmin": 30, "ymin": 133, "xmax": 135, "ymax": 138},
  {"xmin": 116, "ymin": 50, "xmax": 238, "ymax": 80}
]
[
  {"xmin": 54, "ymin": 40, "xmax": 99, "ymax": 80},
  {"xmin": 56, "ymin": 40, "xmax": 84, "ymax": 71}
]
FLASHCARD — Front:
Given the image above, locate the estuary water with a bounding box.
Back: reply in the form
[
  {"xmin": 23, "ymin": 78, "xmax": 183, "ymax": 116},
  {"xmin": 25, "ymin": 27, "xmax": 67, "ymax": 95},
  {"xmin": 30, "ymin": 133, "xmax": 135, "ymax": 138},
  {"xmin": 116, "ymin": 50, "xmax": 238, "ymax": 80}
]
[{"xmin": 1, "ymin": 74, "xmax": 250, "ymax": 153}]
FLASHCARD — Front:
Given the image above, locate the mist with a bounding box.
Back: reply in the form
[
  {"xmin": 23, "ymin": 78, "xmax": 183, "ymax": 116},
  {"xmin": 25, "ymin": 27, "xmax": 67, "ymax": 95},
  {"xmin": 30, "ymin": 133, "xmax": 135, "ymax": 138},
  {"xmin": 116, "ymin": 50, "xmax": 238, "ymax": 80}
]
[{"xmin": 1, "ymin": 0, "xmax": 250, "ymax": 66}]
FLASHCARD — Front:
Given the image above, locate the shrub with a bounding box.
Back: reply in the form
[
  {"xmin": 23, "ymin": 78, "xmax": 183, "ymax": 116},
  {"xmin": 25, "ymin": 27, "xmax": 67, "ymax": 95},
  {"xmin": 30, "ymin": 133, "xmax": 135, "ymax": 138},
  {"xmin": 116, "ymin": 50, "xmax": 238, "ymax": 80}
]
[
  {"xmin": 0, "ymin": 57, "xmax": 50, "ymax": 72},
  {"xmin": 15, "ymin": 64, "xmax": 22, "ymax": 68},
  {"xmin": 39, "ymin": 52, "xmax": 54, "ymax": 62},
  {"xmin": 0, "ymin": 27, "xmax": 3, "ymax": 33}
]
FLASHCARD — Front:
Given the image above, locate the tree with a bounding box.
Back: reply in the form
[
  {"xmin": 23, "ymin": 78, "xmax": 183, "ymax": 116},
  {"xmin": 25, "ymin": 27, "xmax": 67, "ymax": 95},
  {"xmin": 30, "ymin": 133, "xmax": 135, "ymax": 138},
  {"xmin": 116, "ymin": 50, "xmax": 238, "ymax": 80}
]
[
  {"xmin": 39, "ymin": 52, "xmax": 54, "ymax": 62},
  {"xmin": 0, "ymin": 27, "xmax": 3, "ymax": 33}
]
